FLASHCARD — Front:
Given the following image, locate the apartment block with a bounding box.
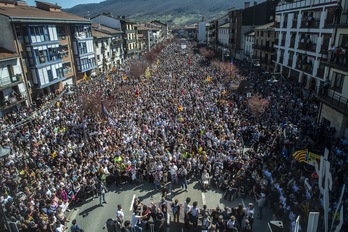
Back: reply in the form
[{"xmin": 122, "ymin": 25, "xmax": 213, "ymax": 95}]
[
  {"xmin": 0, "ymin": 47, "xmax": 28, "ymax": 116},
  {"xmin": 0, "ymin": 1, "xmax": 96, "ymax": 97},
  {"xmin": 315, "ymin": 0, "xmax": 348, "ymax": 137},
  {"xmin": 253, "ymin": 22, "xmax": 276, "ymax": 71},
  {"xmin": 91, "ymin": 13, "xmax": 138, "ymax": 59},
  {"xmin": 92, "ymin": 24, "xmax": 124, "ymax": 74}
]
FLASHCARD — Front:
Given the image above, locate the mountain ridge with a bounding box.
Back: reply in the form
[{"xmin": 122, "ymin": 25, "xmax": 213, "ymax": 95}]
[{"xmin": 65, "ymin": 0, "xmax": 248, "ymax": 25}]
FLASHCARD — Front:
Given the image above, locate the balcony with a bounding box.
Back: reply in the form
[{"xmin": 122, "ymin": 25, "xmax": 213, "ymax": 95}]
[
  {"xmin": 279, "ymin": 56, "xmax": 283, "ymax": 64},
  {"xmin": 316, "ymin": 91, "xmax": 348, "ymax": 115},
  {"xmin": 63, "ymin": 67, "xmax": 73, "ymax": 77},
  {"xmin": 126, "ymin": 39, "xmax": 136, "ymax": 44},
  {"xmin": 282, "ymin": 21, "xmax": 288, "ymax": 28},
  {"xmin": 300, "ymin": 19, "xmax": 320, "ymax": 28},
  {"xmin": 321, "ymin": 59, "xmax": 348, "ymax": 72},
  {"xmin": 289, "ymin": 40, "xmax": 295, "ymax": 48},
  {"xmin": 296, "ymin": 62, "xmax": 313, "ymax": 74},
  {"xmin": 288, "ymin": 58, "xmax": 293, "ymax": 67},
  {"xmin": 281, "ymin": 39, "xmax": 285, "ymax": 47},
  {"xmin": 324, "ymin": 12, "xmax": 334, "ymax": 27},
  {"xmin": 111, "ymin": 39, "xmax": 123, "ymax": 46},
  {"xmin": 0, "ymin": 94, "xmax": 27, "ymax": 110},
  {"xmin": 0, "ymin": 74, "xmax": 23, "ymax": 90},
  {"xmin": 274, "ymin": 39, "xmax": 279, "ymax": 45},
  {"xmin": 297, "ymin": 42, "xmax": 316, "ymax": 53},
  {"xmin": 316, "ymin": 67, "xmax": 325, "ymax": 79},
  {"xmin": 292, "ymin": 20, "xmax": 297, "ymax": 28},
  {"xmin": 275, "ymin": 21, "xmax": 280, "ymax": 28}
]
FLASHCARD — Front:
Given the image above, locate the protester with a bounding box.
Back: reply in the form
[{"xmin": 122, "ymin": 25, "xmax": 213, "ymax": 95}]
[{"xmin": 0, "ymin": 39, "xmax": 347, "ymax": 232}]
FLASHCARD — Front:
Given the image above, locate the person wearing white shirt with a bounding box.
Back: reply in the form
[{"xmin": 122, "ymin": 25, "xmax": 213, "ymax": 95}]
[
  {"xmin": 131, "ymin": 210, "xmax": 148, "ymax": 232},
  {"xmin": 116, "ymin": 204, "xmax": 124, "ymax": 223}
]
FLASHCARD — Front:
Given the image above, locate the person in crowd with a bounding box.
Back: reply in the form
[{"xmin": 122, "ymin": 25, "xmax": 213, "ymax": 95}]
[
  {"xmin": 171, "ymin": 198, "xmax": 181, "ymax": 223},
  {"xmin": 116, "ymin": 204, "xmax": 124, "ymax": 224},
  {"xmin": 71, "ymin": 219, "xmax": 84, "ymax": 232},
  {"xmin": 0, "ymin": 39, "xmax": 347, "ymax": 232},
  {"xmin": 201, "ymin": 169, "xmax": 210, "ymax": 192},
  {"xmin": 256, "ymin": 192, "xmax": 267, "ymax": 219},
  {"xmin": 184, "ymin": 197, "xmax": 191, "ymax": 228}
]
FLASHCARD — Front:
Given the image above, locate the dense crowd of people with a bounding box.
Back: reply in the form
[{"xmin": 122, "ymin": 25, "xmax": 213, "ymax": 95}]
[{"xmin": 0, "ymin": 39, "xmax": 347, "ymax": 232}]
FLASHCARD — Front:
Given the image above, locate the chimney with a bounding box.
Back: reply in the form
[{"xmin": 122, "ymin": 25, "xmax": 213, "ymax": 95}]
[{"xmin": 244, "ymin": 1, "xmax": 250, "ymax": 8}]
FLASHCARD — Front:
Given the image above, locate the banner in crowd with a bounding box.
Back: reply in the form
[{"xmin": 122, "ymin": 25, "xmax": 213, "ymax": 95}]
[
  {"xmin": 292, "ymin": 149, "xmax": 321, "ymax": 166},
  {"xmin": 101, "ymin": 103, "xmax": 117, "ymax": 127}
]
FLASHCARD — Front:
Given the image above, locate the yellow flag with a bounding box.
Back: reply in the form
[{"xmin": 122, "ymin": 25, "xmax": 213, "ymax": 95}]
[
  {"xmin": 107, "ymin": 75, "xmax": 111, "ymax": 82},
  {"xmin": 178, "ymin": 105, "xmax": 183, "ymax": 112},
  {"xmin": 145, "ymin": 67, "xmax": 151, "ymax": 78},
  {"xmin": 206, "ymin": 77, "xmax": 212, "ymax": 82},
  {"xmin": 123, "ymin": 75, "xmax": 127, "ymax": 80},
  {"xmin": 156, "ymin": 59, "xmax": 160, "ymax": 66},
  {"xmin": 83, "ymin": 72, "xmax": 88, "ymax": 82}
]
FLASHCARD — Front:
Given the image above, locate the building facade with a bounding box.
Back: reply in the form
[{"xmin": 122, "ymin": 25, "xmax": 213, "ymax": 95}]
[
  {"xmin": 92, "ymin": 23, "xmax": 123, "ymax": 74},
  {"xmin": 0, "ymin": 47, "xmax": 28, "ymax": 117},
  {"xmin": 0, "ymin": 1, "xmax": 96, "ymax": 98},
  {"xmin": 253, "ymin": 22, "xmax": 276, "ymax": 71},
  {"xmin": 244, "ymin": 31, "xmax": 255, "ymax": 61},
  {"xmin": 91, "ymin": 13, "xmax": 138, "ymax": 59},
  {"xmin": 315, "ymin": 0, "xmax": 348, "ymax": 137}
]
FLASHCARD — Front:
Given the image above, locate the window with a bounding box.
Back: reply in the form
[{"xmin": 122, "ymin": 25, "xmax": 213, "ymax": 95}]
[
  {"xmin": 332, "ymin": 72, "xmax": 345, "ymax": 93},
  {"xmin": 7, "ymin": 65, "xmax": 14, "ymax": 77},
  {"xmin": 56, "ymin": 68, "xmax": 64, "ymax": 78},
  {"xmin": 47, "ymin": 69, "xmax": 53, "ymax": 81},
  {"xmin": 78, "ymin": 42, "xmax": 87, "ymax": 54}
]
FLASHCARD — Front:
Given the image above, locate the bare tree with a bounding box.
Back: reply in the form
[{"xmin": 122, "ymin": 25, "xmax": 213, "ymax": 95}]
[
  {"xmin": 199, "ymin": 47, "xmax": 215, "ymax": 60},
  {"xmin": 247, "ymin": 95, "xmax": 270, "ymax": 116}
]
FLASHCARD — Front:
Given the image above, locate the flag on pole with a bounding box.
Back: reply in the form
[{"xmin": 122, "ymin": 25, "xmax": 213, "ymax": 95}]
[
  {"xmin": 292, "ymin": 149, "xmax": 321, "ymax": 165},
  {"xmin": 101, "ymin": 103, "xmax": 117, "ymax": 127},
  {"xmin": 83, "ymin": 72, "xmax": 88, "ymax": 82}
]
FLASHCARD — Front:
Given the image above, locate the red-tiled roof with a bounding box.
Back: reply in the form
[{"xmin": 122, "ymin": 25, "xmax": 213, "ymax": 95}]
[
  {"xmin": 0, "ymin": 47, "xmax": 18, "ymax": 61},
  {"xmin": 0, "ymin": 3, "xmax": 89, "ymax": 23}
]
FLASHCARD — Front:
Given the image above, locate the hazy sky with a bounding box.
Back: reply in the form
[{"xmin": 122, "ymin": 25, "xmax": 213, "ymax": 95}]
[{"xmin": 27, "ymin": 0, "xmax": 104, "ymax": 9}]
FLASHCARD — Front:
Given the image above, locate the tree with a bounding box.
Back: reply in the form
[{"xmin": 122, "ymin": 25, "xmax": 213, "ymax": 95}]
[
  {"xmin": 199, "ymin": 47, "xmax": 215, "ymax": 60},
  {"xmin": 247, "ymin": 95, "xmax": 270, "ymax": 117}
]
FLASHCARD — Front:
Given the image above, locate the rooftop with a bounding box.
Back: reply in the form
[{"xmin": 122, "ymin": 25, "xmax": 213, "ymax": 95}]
[
  {"xmin": 0, "ymin": 1, "xmax": 89, "ymax": 23},
  {"xmin": 254, "ymin": 22, "xmax": 275, "ymax": 30},
  {"xmin": 0, "ymin": 47, "xmax": 18, "ymax": 61}
]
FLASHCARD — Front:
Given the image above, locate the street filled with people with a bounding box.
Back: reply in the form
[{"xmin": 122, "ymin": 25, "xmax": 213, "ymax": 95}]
[{"xmin": 0, "ymin": 39, "xmax": 347, "ymax": 232}]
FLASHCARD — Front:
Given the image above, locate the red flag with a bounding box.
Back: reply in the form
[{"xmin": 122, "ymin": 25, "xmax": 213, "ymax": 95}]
[
  {"xmin": 135, "ymin": 88, "xmax": 139, "ymax": 98},
  {"xmin": 187, "ymin": 57, "xmax": 191, "ymax": 66}
]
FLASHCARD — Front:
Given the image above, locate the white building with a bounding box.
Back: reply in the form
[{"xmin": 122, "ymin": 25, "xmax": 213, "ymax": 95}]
[
  {"xmin": 198, "ymin": 21, "xmax": 208, "ymax": 44},
  {"xmin": 218, "ymin": 23, "xmax": 230, "ymax": 47},
  {"xmin": 244, "ymin": 31, "xmax": 254, "ymax": 61},
  {"xmin": 0, "ymin": 48, "xmax": 28, "ymax": 117},
  {"xmin": 274, "ymin": 0, "xmax": 348, "ymax": 137}
]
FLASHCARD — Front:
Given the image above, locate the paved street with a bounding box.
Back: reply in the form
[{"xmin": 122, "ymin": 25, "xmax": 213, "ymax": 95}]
[{"xmin": 66, "ymin": 178, "xmax": 275, "ymax": 232}]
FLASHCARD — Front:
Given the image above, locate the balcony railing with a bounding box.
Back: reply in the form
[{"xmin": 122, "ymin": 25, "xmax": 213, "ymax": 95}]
[
  {"xmin": 281, "ymin": 39, "xmax": 285, "ymax": 46},
  {"xmin": 297, "ymin": 62, "xmax": 313, "ymax": 74},
  {"xmin": 298, "ymin": 42, "xmax": 317, "ymax": 53},
  {"xmin": 321, "ymin": 58, "xmax": 348, "ymax": 72},
  {"xmin": 316, "ymin": 91, "xmax": 348, "ymax": 115},
  {"xmin": 288, "ymin": 58, "xmax": 293, "ymax": 67},
  {"xmin": 292, "ymin": 20, "xmax": 297, "ymax": 28},
  {"xmin": 0, "ymin": 74, "xmax": 23, "ymax": 90},
  {"xmin": 0, "ymin": 93, "xmax": 27, "ymax": 110},
  {"xmin": 282, "ymin": 21, "xmax": 288, "ymax": 28},
  {"xmin": 325, "ymin": 12, "xmax": 335, "ymax": 27},
  {"xmin": 289, "ymin": 40, "xmax": 295, "ymax": 48},
  {"xmin": 316, "ymin": 67, "xmax": 325, "ymax": 78},
  {"xmin": 63, "ymin": 68, "xmax": 73, "ymax": 77},
  {"xmin": 300, "ymin": 19, "xmax": 320, "ymax": 28}
]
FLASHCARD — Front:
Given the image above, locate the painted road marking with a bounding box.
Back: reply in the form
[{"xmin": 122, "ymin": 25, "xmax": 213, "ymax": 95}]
[
  {"xmin": 130, "ymin": 194, "xmax": 136, "ymax": 211},
  {"xmin": 202, "ymin": 192, "xmax": 206, "ymax": 205}
]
